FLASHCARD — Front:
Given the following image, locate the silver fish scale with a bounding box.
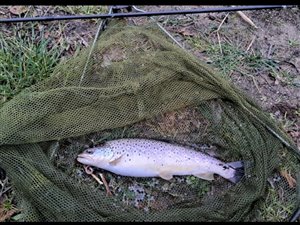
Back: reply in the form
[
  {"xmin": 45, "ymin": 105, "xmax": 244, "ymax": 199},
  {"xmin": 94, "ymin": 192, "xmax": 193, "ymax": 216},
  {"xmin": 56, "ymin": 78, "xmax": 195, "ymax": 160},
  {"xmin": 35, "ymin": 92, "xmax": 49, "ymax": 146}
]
[
  {"xmin": 105, "ymin": 138, "xmax": 220, "ymax": 165},
  {"xmin": 78, "ymin": 138, "xmax": 242, "ymax": 183}
]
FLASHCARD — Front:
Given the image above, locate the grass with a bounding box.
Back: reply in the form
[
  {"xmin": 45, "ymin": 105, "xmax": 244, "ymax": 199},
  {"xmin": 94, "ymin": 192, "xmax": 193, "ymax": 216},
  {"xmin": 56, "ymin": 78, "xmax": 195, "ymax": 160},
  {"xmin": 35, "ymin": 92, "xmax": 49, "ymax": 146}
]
[
  {"xmin": 288, "ymin": 39, "xmax": 300, "ymax": 47},
  {"xmin": 0, "ymin": 6, "xmax": 107, "ymax": 17},
  {"xmin": 186, "ymin": 35, "xmax": 296, "ymax": 85},
  {"xmin": 184, "ymin": 30, "xmax": 299, "ymax": 222},
  {"xmin": 0, "ymin": 185, "xmax": 19, "ymax": 222},
  {"xmin": 256, "ymin": 187, "xmax": 295, "ymax": 222},
  {"xmin": 60, "ymin": 6, "xmax": 107, "ymax": 15},
  {"xmin": 0, "ymin": 29, "xmax": 63, "ymax": 219},
  {"xmin": 0, "ymin": 6, "xmax": 96, "ymax": 220},
  {"xmin": 0, "ymin": 24, "xmax": 64, "ymax": 104},
  {"xmin": 185, "ymin": 176, "xmax": 211, "ymax": 198},
  {"xmin": 0, "ymin": 5, "xmax": 109, "ymax": 105}
]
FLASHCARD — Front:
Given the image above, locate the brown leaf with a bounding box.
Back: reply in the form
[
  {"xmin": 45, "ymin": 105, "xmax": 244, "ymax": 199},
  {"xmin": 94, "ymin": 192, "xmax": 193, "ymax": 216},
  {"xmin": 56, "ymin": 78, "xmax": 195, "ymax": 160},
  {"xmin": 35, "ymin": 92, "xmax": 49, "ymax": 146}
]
[
  {"xmin": 8, "ymin": 6, "xmax": 28, "ymax": 15},
  {"xmin": 274, "ymin": 78, "xmax": 280, "ymax": 85},
  {"xmin": 101, "ymin": 47, "xmax": 126, "ymax": 68},
  {"xmin": 0, "ymin": 208, "xmax": 19, "ymax": 222},
  {"xmin": 280, "ymin": 170, "xmax": 296, "ymax": 188},
  {"xmin": 289, "ymin": 131, "xmax": 299, "ymax": 138},
  {"xmin": 44, "ymin": 31, "xmax": 50, "ymax": 39}
]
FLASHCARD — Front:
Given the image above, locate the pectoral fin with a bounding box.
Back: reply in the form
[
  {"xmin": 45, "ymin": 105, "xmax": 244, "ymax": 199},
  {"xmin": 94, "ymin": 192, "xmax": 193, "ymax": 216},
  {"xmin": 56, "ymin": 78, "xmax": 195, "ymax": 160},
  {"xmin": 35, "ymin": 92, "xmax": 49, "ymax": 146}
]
[
  {"xmin": 159, "ymin": 172, "xmax": 173, "ymax": 180},
  {"xmin": 109, "ymin": 155, "xmax": 123, "ymax": 166},
  {"xmin": 193, "ymin": 173, "xmax": 214, "ymax": 181}
]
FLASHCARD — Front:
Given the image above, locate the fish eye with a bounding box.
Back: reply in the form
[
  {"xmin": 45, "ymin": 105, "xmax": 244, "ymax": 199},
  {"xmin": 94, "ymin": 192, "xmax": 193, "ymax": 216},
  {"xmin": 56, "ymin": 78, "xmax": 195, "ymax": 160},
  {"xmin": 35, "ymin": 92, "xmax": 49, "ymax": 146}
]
[{"xmin": 85, "ymin": 149, "xmax": 95, "ymax": 154}]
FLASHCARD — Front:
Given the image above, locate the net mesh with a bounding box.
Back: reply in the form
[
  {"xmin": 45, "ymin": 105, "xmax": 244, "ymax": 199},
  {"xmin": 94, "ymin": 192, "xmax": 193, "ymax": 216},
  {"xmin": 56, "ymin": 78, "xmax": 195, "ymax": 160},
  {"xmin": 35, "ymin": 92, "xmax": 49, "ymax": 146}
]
[{"xmin": 0, "ymin": 19, "xmax": 299, "ymax": 222}]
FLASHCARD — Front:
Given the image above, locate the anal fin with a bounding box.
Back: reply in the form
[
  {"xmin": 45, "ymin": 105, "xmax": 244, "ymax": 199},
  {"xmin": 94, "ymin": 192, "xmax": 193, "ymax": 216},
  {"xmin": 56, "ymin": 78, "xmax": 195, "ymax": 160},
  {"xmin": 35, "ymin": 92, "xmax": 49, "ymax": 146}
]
[{"xmin": 193, "ymin": 173, "xmax": 214, "ymax": 181}]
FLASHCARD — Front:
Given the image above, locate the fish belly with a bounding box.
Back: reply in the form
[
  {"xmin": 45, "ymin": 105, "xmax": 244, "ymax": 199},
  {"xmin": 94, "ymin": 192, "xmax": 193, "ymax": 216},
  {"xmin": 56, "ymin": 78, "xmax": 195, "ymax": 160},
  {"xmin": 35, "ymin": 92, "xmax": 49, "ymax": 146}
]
[{"xmin": 106, "ymin": 164, "xmax": 159, "ymax": 177}]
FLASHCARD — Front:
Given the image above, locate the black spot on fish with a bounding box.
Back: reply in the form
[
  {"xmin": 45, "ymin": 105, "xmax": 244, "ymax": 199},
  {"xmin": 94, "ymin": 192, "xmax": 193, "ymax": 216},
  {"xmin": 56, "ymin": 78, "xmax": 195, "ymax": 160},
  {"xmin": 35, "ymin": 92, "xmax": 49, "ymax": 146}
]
[
  {"xmin": 127, "ymin": 154, "xmax": 129, "ymax": 157},
  {"xmin": 223, "ymin": 165, "xmax": 230, "ymax": 170}
]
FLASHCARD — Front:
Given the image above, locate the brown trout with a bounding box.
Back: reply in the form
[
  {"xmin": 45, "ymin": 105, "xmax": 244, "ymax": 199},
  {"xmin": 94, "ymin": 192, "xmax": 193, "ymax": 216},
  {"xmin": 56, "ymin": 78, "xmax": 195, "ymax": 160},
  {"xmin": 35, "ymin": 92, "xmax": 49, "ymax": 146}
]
[{"xmin": 77, "ymin": 138, "xmax": 244, "ymax": 183}]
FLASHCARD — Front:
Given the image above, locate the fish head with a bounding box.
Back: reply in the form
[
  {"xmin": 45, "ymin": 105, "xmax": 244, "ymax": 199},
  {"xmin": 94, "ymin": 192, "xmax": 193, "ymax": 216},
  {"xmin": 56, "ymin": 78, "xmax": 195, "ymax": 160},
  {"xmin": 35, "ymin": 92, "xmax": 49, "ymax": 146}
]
[{"xmin": 77, "ymin": 147, "xmax": 114, "ymax": 167}]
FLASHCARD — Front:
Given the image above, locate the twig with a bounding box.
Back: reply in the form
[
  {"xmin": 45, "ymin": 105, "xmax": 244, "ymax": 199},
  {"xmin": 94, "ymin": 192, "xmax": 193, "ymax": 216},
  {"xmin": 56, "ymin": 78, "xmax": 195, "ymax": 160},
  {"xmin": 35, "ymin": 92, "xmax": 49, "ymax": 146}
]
[
  {"xmin": 267, "ymin": 44, "xmax": 273, "ymax": 59},
  {"xmin": 84, "ymin": 166, "xmax": 103, "ymax": 185},
  {"xmin": 99, "ymin": 173, "xmax": 113, "ymax": 196},
  {"xmin": 217, "ymin": 32, "xmax": 223, "ymax": 55},
  {"xmin": 280, "ymin": 170, "xmax": 296, "ymax": 188},
  {"xmin": 84, "ymin": 166, "xmax": 113, "ymax": 196},
  {"xmin": 217, "ymin": 13, "xmax": 229, "ymax": 32},
  {"xmin": 250, "ymin": 74, "xmax": 261, "ymax": 94},
  {"xmin": 246, "ymin": 36, "xmax": 256, "ymax": 52},
  {"xmin": 236, "ymin": 11, "xmax": 258, "ymax": 29},
  {"xmin": 216, "ymin": 13, "xmax": 229, "ymax": 55}
]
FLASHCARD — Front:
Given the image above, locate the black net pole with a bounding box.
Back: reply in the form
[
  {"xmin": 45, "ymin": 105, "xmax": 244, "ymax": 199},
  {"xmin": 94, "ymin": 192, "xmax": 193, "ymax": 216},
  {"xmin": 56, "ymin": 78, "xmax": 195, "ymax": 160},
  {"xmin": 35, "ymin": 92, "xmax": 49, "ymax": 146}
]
[{"xmin": 0, "ymin": 5, "xmax": 296, "ymax": 23}]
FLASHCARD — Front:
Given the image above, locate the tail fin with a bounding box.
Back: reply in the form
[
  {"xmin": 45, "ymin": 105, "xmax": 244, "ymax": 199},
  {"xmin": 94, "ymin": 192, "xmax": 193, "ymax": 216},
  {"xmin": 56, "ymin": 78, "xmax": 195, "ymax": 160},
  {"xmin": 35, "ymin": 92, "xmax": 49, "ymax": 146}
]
[{"xmin": 227, "ymin": 161, "xmax": 244, "ymax": 184}]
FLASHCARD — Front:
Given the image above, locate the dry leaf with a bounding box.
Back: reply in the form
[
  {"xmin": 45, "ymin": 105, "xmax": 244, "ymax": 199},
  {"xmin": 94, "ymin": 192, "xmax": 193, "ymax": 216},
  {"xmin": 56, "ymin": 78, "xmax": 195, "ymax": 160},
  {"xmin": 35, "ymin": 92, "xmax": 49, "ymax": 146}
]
[
  {"xmin": 0, "ymin": 208, "xmax": 19, "ymax": 222},
  {"xmin": 289, "ymin": 131, "xmax": 299, "ymax": 138},
  {"xmin": 44, "ymin": 31, "xmax": 50, "ymax": 39},
  {"xmin": 101, "ymin": 47, "xmax": 126, "ymax": 68},
  {"xmin": 8, "ymin": 6, "xmax": 28, "ymax": 15},
  {"xmin": 38, "ymin": 25, "xmax": 44, "ymax": 31},
  {"xmin": 280, "ymin": 170, "xmax": 296, "ymax": 188}
]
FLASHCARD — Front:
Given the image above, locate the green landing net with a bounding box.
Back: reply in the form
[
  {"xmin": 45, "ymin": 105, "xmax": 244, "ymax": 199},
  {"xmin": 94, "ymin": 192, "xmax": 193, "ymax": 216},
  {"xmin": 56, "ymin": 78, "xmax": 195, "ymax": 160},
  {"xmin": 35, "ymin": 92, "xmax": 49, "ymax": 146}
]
[{"xmin": 0, "ymin": 19, "xmax": 299, "ymax": 222}]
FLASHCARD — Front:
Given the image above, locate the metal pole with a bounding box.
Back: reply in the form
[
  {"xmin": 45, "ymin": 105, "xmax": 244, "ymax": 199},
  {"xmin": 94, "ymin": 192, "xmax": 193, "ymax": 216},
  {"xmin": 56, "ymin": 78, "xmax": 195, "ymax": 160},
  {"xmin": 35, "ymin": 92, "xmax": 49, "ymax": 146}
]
[{"xmin": 0, "ymin": 5, "xmax": 295, "ymax": 23}]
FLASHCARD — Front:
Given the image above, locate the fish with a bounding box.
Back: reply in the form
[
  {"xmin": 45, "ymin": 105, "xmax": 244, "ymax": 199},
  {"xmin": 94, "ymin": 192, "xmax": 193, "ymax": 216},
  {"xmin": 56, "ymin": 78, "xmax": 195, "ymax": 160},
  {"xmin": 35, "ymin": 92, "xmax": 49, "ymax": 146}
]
[{"xmin": 77, "ymin": 138, "xmax": 244, "ymax": 183}]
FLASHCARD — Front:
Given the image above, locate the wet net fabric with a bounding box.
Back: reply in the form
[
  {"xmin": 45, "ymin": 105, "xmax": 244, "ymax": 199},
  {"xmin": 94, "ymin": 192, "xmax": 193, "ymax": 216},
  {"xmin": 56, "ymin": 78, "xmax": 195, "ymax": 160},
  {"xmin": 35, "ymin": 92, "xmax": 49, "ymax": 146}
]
[{"xmin": 0, "ymin": 19, "xmax": 299, "ymax": 221}]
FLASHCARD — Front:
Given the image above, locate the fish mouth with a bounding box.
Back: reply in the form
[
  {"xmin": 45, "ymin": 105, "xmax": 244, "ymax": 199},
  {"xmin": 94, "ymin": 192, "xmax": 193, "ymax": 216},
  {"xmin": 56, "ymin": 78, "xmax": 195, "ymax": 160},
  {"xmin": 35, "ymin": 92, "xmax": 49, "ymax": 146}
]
[
  {"xmin": 77, "ymin": 153, "xmax": 85, "ymax": 158},
  {"xmin": 77, "ymin": 153, "xmax": 93, "ymax": 163}
]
